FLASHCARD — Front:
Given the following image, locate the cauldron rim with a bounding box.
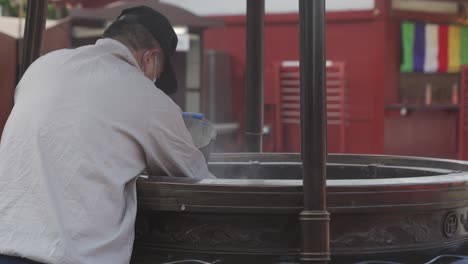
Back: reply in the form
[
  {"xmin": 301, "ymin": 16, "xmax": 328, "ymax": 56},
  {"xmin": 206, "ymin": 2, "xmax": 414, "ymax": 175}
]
[
  {"xmin": 210, "ymin": 152, "xmax": 468, "ymax": 168},
  {"xmin": 140, "ymin": 172, "xmax": 468, "ymax": 187},
  {"xmin": 141, "ymin": 153, "xmax": 468, "ymax": 188}
]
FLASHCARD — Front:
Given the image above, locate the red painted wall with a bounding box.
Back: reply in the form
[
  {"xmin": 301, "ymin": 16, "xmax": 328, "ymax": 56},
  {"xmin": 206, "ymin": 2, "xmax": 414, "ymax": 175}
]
[
  {"xmin": 385, "ymin": 110, "xmax": 458, "ymax": 159},
  {"xmin": 204, "ymin": 11, "xmax": 388, "ymax": 154},
  {"xmin": 0, "ymin": 33, "xmax": 16, "ymax": 138}
]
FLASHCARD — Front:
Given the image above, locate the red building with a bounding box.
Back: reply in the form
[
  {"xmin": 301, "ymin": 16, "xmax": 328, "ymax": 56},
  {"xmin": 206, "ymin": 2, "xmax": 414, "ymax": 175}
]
[
  {"xmin": 3, "ymin": 0, "xmax": 468, "ymax": 159},
  {"xmin": 203, "ymin": 0, "xmax": 468, "ymax": 159}
]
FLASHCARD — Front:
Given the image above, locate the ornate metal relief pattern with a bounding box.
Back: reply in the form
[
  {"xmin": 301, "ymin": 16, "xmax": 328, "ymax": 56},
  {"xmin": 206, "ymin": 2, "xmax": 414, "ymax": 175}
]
[
  {"xmin": 331, "ymin": 216, "xmax": 431, "ymax": 248},
  {"xmin": 163, "ymin": 223, "xmax": 264, "ymax": 247},
  {"xmin": 135, "ymin": 214, "xmax": 299, "ymax": 249}
]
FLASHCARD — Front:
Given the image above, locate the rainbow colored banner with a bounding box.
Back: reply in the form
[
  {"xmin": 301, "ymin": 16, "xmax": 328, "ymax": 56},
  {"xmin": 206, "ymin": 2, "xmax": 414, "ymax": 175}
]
[{"xmin": 401, "ymin": 21, "xmax": 468, "ymax": 73}]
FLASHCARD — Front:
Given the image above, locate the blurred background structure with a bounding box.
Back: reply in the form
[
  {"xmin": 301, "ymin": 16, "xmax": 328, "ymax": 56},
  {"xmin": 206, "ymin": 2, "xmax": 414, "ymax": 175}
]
[{"xmin": 2, "ymin": 0, "xmax": 468, "ymax": 158}]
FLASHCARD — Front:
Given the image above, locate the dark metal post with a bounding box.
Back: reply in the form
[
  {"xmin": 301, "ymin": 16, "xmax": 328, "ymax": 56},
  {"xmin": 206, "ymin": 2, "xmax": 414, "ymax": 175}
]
[
  {"xmin": 299, "ymin": 0, "xmax": 330, "ymax": 263},
  {"xmin": 20, "ymin": 0, "xmax": 48, "ymax": 79},
  {"xmin": 245, "ymin": 0, "xmax": 264, "ymax": 152}
]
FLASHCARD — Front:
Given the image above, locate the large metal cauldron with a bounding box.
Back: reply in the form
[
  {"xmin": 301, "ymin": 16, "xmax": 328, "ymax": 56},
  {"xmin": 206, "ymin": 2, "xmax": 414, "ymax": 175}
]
[{"xmin": 131, "ymin": 154, "xmax": 468, "ymax": 264}]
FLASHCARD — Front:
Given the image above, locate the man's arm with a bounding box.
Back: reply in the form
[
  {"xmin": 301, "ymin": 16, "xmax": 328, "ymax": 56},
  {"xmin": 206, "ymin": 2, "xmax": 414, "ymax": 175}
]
[{"xmin": 142, "ymin": 105, "xmax": 215, "ymax": 179}]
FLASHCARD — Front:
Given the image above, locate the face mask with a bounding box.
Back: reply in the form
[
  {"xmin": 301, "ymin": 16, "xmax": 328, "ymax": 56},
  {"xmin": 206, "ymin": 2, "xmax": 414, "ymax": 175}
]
[
  {"xmin": 142, "ymin": 50, "xmax": 159, "ymax": 83},
  {"xmin": 152, "ymin": 55, "xmax": 159, "ymax": 83}
]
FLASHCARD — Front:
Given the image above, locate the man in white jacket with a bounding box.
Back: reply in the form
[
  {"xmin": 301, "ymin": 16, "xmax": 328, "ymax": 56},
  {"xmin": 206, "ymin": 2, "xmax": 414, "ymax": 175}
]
[{"xmin": 0, "ymin": 6, "xmax": 213, "ymax": 264}]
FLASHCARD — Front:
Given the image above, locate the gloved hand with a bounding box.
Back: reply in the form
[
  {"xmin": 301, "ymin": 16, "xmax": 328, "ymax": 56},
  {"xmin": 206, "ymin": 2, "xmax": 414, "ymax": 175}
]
[{"xmin": 182, "ymin": 112, "xmax": 204, "ymax": 120}]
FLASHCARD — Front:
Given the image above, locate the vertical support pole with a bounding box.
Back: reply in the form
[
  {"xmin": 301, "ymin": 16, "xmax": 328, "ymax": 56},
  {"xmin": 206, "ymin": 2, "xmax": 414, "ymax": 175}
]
[
  {"xmin": 20, "ymin": 0, "xmax": 48, "ymax": 79},
  {"xmin": 299, "ymin": 0, "xmax": 330, "ymax": 263},
  {"xmin": 245, "ymin": 0, "xmax": 264, "ymax": 152}
]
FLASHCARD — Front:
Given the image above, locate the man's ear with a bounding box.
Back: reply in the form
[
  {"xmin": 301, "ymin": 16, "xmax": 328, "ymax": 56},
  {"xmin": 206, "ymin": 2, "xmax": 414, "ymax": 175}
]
[{"xmin": 140, "ymin": 50, "xmax": 152, "ymax": 72}]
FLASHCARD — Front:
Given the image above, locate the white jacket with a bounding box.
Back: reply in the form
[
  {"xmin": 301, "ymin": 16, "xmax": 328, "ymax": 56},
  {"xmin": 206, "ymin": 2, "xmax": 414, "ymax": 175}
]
[{"xmin": 0, "ymin": 38, "xmax": 213, "ymax": 264}]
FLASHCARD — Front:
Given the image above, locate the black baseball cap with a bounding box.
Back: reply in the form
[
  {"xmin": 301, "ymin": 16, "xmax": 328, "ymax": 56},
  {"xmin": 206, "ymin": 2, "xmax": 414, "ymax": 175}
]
[{"xmin": 117, "ymin": 6, "xmax": 178, "ymax": 95}]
